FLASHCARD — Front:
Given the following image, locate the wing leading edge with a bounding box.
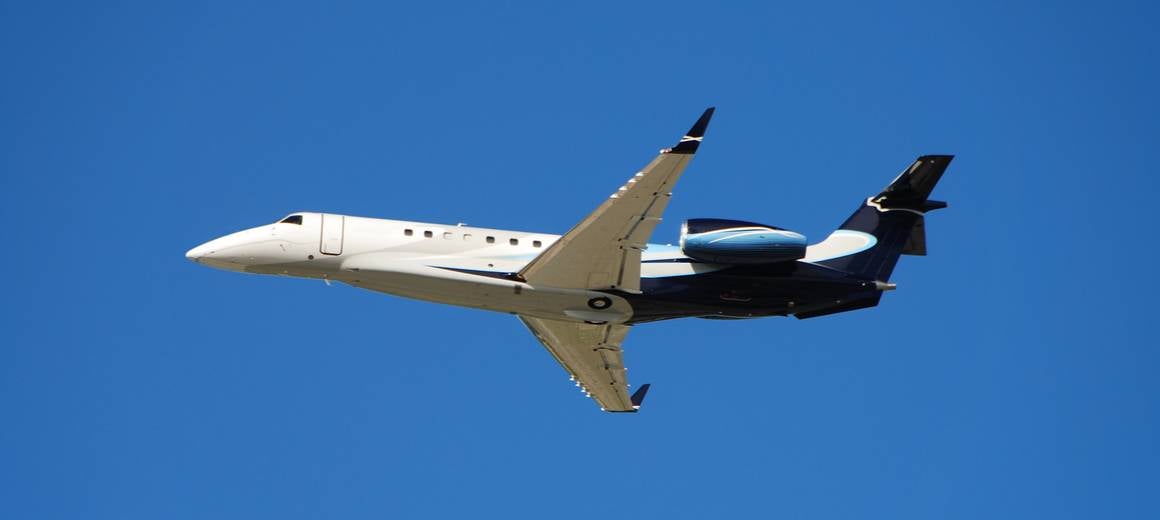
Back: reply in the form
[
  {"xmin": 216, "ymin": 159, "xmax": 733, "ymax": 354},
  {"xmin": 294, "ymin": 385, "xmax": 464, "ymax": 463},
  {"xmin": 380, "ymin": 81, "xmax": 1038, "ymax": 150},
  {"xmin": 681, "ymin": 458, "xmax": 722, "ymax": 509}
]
[{"xmin": 518, "ymin": 108, "xmax": 715, "ymax": 293}]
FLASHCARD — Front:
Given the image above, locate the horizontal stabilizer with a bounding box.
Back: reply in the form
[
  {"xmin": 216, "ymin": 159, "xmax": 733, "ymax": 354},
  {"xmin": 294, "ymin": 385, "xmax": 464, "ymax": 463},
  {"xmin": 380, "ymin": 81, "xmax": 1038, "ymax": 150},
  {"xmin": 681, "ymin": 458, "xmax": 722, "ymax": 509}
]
[{"xmin": 874, "ymin": 155, "xmax": 954, "ymax": 211}]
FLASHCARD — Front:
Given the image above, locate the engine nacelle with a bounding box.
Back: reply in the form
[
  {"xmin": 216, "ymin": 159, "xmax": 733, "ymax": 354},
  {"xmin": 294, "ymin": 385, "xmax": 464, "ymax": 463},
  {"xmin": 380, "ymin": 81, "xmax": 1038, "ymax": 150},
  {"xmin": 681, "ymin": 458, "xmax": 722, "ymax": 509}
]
[{"xmin": 680, "ymin": 218, "xmax": 807, "ymax": 264}]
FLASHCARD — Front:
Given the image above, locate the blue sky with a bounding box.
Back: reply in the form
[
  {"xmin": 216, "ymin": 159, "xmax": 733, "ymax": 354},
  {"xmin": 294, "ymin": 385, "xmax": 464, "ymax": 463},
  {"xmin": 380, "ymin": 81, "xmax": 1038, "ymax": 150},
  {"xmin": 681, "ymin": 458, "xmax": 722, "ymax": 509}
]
[{"xmin": 2, "ymin": 1, "xmax": 1157, "ymax": 518}]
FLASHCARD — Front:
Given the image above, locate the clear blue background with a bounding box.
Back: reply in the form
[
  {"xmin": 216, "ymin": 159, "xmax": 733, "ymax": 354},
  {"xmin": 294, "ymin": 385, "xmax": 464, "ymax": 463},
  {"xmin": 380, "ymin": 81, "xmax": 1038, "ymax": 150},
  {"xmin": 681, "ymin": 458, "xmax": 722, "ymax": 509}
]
[{"xmin": 3, "ymin": 1, "xmax": 1157, "ymax": 518}]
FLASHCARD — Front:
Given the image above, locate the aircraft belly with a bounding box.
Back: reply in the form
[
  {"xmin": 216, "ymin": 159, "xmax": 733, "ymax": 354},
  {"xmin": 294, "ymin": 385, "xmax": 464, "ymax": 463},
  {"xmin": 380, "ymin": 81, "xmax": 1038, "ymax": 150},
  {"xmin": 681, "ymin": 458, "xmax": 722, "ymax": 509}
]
[{"xmin": 336, "ymin": 262, "xmax": 633, "ymax": 323}]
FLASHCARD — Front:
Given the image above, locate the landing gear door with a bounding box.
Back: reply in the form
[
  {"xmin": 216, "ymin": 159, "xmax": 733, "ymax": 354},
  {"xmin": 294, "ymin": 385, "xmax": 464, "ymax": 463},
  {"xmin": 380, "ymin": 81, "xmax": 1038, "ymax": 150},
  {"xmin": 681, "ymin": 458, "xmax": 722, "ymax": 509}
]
[{"xmin": 320, "ymin": 214, "xmax": 344, "ymax": 255}]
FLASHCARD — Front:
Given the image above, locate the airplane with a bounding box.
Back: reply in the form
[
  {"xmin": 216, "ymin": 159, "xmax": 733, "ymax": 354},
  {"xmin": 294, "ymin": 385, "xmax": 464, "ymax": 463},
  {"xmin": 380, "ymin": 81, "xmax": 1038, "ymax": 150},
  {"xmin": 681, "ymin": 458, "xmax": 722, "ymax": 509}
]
[{"xmin": 186, "ymin": 108, "xmax": 953, "ymax": 413}]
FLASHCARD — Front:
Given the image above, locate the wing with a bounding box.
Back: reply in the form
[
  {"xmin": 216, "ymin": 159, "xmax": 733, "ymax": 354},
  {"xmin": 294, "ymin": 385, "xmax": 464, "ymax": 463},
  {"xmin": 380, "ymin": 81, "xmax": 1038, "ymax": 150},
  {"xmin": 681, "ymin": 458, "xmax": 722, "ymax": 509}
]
[
  {"xmin": 519, "ymin": 315, "xmax": 648, "ymax": 412},
  {"xmin": 517, "ymin": 108, "xmax": 715, "ymax": 293}
]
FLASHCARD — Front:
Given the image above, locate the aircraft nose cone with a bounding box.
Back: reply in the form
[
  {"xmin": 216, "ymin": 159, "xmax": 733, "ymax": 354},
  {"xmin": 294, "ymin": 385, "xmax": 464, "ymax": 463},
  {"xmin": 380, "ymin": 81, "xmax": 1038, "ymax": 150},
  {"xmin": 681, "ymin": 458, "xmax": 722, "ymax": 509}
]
[{"xmin": 185, "ymin": 243, "xmax": 212, "ymax": 262}]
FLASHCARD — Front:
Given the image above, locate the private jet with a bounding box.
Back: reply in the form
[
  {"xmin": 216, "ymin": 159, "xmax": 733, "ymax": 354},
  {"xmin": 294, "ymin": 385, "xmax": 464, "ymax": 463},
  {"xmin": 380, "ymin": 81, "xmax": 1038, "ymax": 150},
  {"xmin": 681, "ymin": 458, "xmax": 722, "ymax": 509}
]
[{"xmin": 186, "ymin": 108, "xmax": 953, "ymax": 412}]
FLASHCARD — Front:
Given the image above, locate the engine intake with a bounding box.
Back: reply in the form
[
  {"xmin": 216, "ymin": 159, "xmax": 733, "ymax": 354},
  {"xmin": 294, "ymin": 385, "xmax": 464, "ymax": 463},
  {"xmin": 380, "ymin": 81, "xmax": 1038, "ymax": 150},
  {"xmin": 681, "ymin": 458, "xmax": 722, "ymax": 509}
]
[{"xmin": 680, "ymin": 218, "xmax": 807, "ymax": 264}]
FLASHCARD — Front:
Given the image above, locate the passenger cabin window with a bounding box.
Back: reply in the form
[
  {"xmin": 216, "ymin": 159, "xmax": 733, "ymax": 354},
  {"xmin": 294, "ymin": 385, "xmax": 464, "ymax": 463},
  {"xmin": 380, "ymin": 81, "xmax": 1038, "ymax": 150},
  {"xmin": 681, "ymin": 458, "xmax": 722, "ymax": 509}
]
[
  {"xmin": 486, "ymin": 236, "xmax": 495, "ymax": 244},
  {"xmin": 533, "ymin": 240, "xmax": 542, "ymax": 248},
  {"xmin": 280, "ymin": 215, "xmax": 303, "ymax": 225},
  {"xmin": 463, "ymin": 234, "xmax": 472, "ymax": 241},
  {"xmin": 443, "ymin": 232, "xmax": 453, "ymax": 240},
  {"xmin": 510, "ymin": 238, "xmax": 519, "ymax": 246},
  {"xmin": 404, "ymin": 229, "xmax": 413, "ymax": 236},
  {"xmin": 424, "ymin": 231, "xmax": 433, "ymax": 238}
]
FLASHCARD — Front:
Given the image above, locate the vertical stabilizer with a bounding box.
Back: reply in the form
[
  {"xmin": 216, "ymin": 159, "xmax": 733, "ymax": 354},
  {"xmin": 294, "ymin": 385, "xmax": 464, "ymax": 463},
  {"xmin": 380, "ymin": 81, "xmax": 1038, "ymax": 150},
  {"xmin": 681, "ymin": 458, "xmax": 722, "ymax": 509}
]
[{"xmin": 809, "ymin": 155, "xmax": 953, "ymax": 281}]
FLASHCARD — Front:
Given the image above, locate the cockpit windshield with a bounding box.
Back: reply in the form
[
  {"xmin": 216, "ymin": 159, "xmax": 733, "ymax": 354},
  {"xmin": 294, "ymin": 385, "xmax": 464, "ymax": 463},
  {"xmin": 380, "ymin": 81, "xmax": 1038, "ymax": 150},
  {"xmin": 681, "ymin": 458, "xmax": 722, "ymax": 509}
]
[{"xmin": 279, "ymin": 215, "xmax": 303, "ymax": 225}]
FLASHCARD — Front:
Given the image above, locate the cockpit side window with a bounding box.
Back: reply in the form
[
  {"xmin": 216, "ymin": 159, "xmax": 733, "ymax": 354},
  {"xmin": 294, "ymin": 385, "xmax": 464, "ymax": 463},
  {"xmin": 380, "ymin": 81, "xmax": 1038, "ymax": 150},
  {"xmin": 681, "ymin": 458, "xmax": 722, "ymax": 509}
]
[{"xmin": 280, "ymin": 215, "xmax": 303, "ymax": 225}]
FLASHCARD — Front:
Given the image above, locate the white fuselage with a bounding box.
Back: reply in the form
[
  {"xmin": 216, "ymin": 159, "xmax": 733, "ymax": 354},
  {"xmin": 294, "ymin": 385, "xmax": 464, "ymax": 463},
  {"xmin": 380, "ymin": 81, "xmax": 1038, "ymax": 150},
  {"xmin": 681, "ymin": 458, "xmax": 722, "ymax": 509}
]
[{"xmin": 186, "ymin": 212, "xmax": 723, "ymax": 324}]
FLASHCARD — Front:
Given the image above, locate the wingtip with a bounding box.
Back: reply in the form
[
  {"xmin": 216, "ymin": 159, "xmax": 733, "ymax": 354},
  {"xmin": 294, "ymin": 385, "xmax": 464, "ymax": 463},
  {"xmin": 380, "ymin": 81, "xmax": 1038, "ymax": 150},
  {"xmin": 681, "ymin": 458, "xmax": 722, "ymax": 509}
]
[
  {"xmin": 630, "ymin": 383, "xmax": 651, "ymax": 409},
  {"xmin": 668, "ymin": 108, "xmax": 715, "ymax": 154},
  {"xmin": 688, "ymin": 107, "xmax": 715, "ymax": 138}
]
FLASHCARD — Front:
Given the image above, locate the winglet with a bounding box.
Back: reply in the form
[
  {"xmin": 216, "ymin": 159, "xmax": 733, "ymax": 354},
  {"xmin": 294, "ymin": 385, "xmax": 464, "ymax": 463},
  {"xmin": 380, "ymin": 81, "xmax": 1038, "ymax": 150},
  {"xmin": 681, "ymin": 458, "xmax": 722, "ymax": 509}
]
[
  {"xmin": 630, "ymin": 383, "xmax": 652, "ymax": 410},
  {"xmin": 667, "ymin": 107, "xmax": 715, "ymax": 154}
]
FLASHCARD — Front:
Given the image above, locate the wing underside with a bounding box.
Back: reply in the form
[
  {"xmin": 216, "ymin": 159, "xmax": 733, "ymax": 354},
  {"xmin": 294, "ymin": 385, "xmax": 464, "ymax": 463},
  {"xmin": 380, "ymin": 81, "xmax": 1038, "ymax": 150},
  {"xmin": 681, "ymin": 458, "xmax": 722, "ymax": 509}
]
[
  {"xmin": 517, "ymin": 108, "xmax": 715, "ymax": 294},
  {"xmin": 518, "ymin": 315, "xmax": 638, "ymax": 412}
]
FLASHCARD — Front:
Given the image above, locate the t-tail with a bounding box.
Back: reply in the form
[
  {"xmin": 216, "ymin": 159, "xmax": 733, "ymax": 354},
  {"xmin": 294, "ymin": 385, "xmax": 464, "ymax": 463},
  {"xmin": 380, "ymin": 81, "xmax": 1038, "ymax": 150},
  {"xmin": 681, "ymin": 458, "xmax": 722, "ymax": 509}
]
[{"xmin": 810, "ymin": 155, "xmax": 953, "ymax": 281}]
